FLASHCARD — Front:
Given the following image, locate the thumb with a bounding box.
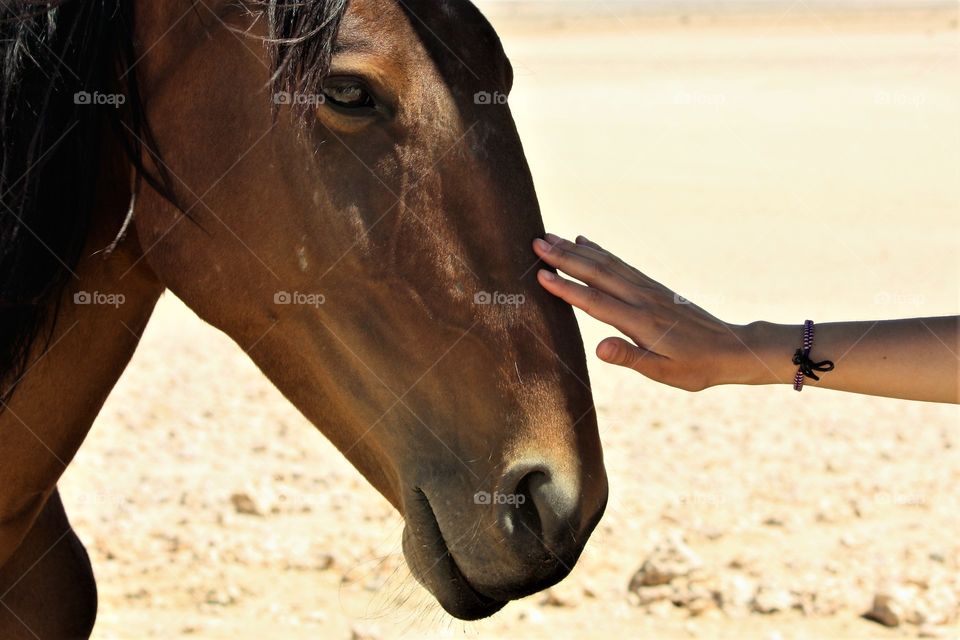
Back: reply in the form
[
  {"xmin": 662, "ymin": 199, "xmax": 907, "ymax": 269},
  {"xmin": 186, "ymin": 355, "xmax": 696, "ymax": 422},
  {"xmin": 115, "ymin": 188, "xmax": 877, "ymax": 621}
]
[{"xmin": 596, "ymin": 337, "xmax": 655, "ymax": 373}]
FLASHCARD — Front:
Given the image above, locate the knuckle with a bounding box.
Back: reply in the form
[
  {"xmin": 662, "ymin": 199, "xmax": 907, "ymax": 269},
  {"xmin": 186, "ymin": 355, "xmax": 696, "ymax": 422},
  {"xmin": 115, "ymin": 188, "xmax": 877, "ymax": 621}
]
[
  {"xmin": 584, "ymin": 287, "xmax": 604, "ymax": 309},
  {"xmin": 608, "ymin": 341, "xmax": 628, "ymax": 364},
  {"xmin": 552, "ymin": 245, "xmax": 571, "ymax": 262},
  {"xmin": 622, "ymin": 348, "xmax": 641, "ymax": 369},
  {"xmin": 624, "ymin": 290, "xmax": 650, "ymax": 307},
  {"xmin": 589, "ymin": 259, "xmax": 608, "ymax": 279}
]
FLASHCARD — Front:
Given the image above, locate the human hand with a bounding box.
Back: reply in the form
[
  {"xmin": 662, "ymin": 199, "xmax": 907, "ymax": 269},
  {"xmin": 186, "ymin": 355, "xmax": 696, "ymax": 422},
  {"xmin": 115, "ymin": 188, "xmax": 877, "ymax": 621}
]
[{"xmin": 533, "ymin": 233, "xmax": 749, "ymax": 391}]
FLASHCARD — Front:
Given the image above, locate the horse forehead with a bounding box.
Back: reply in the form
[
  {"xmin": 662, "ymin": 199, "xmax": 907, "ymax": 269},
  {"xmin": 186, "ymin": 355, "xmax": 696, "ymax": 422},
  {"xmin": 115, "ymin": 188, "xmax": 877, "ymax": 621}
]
[
  {"xmin": 349, "ymin": 0, "xmax": 508, "ymax": 82},
  {"xmin": 413, "ymin": 0, "xmax": 508, "ymax": 68}
]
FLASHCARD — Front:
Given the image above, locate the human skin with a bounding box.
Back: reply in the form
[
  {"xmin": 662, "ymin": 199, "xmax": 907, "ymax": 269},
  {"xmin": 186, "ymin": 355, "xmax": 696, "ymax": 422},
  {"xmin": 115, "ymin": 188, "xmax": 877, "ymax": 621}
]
[{"xmin": 533, "ymin": 233, "xmax": 959, "ymax": 404}]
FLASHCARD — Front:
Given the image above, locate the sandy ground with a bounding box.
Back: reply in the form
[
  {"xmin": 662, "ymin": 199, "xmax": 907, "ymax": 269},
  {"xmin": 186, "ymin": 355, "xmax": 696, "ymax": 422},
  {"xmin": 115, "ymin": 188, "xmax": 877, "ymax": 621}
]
[{"xmin": 58, "ymin": 5, "xmax": 959, "ymax": 639}]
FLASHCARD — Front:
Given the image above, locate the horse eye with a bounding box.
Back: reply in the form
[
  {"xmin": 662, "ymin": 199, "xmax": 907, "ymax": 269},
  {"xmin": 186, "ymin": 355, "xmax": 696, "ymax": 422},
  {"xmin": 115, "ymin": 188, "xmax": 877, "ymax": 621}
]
[{"xmin": 322, "ymin": 79, "xmax": 375, "ymax": 111}]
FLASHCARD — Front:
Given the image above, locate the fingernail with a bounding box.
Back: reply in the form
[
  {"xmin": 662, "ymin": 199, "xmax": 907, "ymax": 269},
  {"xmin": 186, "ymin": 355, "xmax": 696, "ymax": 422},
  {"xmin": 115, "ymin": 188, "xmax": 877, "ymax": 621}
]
[
  {"xmin": 538, "ymin": 269, "xmax": 556, "ymax": 281},
  {"xmin": 576, "ymin": 235, "xmax": 589, "ymax": 243},
  {"xmin": 597, "ymin": 342, "xmax": 612, "ymax": 360},
  {"xmin": 533, "ymin": 238, "xmax": 550, "ymax": 251},
  {"xmin": 544, "ymin": 232, "xmax": 561, "ymax": 244}
]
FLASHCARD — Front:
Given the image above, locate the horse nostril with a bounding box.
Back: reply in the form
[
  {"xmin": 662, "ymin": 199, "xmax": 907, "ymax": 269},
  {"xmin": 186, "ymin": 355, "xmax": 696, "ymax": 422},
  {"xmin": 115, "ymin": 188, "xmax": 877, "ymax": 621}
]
[
  {"xmin": 499, "ymin": 464, "xmax": 580, "ymax": 552},
  {"xmin": 507, "ymin": 470, "xmax": 547, "ymax": 541}
]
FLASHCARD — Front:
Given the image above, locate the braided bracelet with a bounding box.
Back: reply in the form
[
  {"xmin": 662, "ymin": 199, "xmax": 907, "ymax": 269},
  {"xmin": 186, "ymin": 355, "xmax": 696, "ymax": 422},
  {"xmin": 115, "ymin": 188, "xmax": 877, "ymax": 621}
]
[{"xmin": 792, "ymin": 320, "xmax": 835, "ymax": 391}]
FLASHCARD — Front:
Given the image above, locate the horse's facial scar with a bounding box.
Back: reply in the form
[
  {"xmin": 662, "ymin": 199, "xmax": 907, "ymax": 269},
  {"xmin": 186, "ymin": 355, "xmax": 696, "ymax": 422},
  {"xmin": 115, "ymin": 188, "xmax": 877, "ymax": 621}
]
[{"xmin": 296, "ymin": 246, "xmax": 309, "ymax": 273}]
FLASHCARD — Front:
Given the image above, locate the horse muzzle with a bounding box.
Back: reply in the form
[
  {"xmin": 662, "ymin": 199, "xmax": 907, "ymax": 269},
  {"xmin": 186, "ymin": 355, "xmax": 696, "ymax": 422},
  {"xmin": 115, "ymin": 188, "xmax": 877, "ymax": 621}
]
[{"xmin": 401, "ymin": 459, "xmax": 608, "ymax": 619}]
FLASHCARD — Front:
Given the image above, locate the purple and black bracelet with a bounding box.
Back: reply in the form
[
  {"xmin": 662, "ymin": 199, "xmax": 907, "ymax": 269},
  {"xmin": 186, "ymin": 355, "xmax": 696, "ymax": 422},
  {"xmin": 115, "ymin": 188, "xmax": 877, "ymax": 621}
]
[{"xmin": 792, "ymin": 320, "xmax": 835, "ymax": 391}]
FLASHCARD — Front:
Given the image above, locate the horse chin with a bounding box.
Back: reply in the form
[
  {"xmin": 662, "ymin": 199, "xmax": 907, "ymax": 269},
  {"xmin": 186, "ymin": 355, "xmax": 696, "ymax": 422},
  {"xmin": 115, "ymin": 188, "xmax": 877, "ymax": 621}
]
[{"xmin": 401, "ymin": 493, "xmax": 507, "ymax": 620}]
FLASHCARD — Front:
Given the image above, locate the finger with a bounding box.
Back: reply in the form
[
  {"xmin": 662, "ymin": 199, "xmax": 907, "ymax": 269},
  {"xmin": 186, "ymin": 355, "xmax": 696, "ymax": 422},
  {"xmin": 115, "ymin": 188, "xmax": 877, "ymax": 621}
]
[
  {"xmin": 533, "ymin": 237, "xmax": 642, "ymax": 304},
  {"xmin": 596, "ymin": 336, "xmax": 667, "ymax": 377},
  {"xmin": 575, "ymin": 235, "xmax": 604, "ymax": 251},
  {"xmin": 573, "ymin": 235, "xmax": 631, "ymax": 276},
  {"xmin": 546, "ymin": 233, "xmax": 653, "ymax": 290},
  {"xmin": 537, "ymin": 269, "xmax": 640, "ymax": 330},
  {"xmin": 573, "ymin": 234, "xmax": 663, "ymax": 288}
]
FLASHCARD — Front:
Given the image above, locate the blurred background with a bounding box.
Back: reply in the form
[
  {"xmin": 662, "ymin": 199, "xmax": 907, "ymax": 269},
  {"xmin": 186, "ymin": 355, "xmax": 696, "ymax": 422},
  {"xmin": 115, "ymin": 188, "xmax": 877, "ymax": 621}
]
[{"xmin": 67, "ymin": 1, "xmax": 958, "ymax": 638}]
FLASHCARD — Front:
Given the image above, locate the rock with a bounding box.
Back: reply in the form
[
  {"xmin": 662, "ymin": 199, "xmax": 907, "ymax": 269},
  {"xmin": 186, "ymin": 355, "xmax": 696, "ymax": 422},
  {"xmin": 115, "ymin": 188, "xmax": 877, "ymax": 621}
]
[
  {"xmin": 918, "ymin": 624, "xmax": 949, "ymax": 638},
  {"xmin": 630, "ymin": 584, "xmax": 674, "ymax": 606},
  {"xmin": 350, "ymin": 624, "xmax": 381, "ymax": 640},
  {"xmin": 539, "ymin": 588, "xmax": 578, "ymax": 608},
  {"xmin": 839, "ymin": 533, "xmax": 862, "ymax": 548},
  {"xmin": 717, "ymin": 575, "xmax": 756, "ymax": 612},
  {"xmin": 229, "ymin": 492, "xmax": 261, "ymax": 516},
  {"xmin": 284, "ymin": 552, "xmax": 334, "ymax": 572},
  {"xmin": 863, "ymin": 593, "xmax": 903, "ymax": 628},
  {"xmin": 646, "ymin": 600, "xmax": 676, "ymax": 618},
  {"xmin": 581, "ymin": 580, "xmax": 598, "ymax": 599},
  {"xmin": 517, "ymin": 606, "xmax": 546, "ymax": 623},
  {"xmin": 632, "ymin": 560, "xmax": 678, "ymax": 588},
  {"xmin": 685, "ymin": 593, "xmax": 717, "ymax": 616},
  {"xmin": 203, "ymin": 588, "xmax": 236, "ymax": 606},
  {"xmin": 751, "ymin": 587, "xmax": 796, "ymax": 614},
  {"xmin": 628, "ymin": 533, "xmax": 702, "ymax": 590}
]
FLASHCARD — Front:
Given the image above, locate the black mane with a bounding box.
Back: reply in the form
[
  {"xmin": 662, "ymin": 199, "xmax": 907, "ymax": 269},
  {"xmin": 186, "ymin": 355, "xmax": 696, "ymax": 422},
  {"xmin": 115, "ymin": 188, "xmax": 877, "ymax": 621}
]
[{"xmin": 0, "ymin": 0, "xmax": 348, "ymax": 403}]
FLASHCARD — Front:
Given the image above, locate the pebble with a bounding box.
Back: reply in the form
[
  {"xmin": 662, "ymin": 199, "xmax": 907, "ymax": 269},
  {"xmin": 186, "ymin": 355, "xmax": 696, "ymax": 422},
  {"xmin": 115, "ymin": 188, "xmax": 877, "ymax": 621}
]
[
  {"xmin": 229, "ymin": 492, "xmax": 261, "ymax": 516},
  {"xmin": 628, "ymin": 533, "xmax": 702, "ymax": 589},
  {"xmin": 350, "ymin": 624, "xmax": 381, "ymax": 640},
  {"xmin": 540, "ymin": 588, "xmax": 578, "ymax": 608},
  {"xmin": 719, "ymin": 575, "xmax": 756, "ymax": 612},
  {"xmin": 918, "ymin": 624, "xmax": 950, "ymax": 638},
  {"xmin": 863, "ymin": 592, "xmax": 903, "ymax": 627},
  {"xmin": 751, "ymin": 587, "xmax": 796, "ymax": 614}
]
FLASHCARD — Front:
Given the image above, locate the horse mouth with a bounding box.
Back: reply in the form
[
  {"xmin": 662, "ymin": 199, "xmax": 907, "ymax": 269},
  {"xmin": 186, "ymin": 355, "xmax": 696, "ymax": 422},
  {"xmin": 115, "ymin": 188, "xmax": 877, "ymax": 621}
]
[{"xmin": 401, "ymin": 490, "xmax": 507, "ymax": 620}]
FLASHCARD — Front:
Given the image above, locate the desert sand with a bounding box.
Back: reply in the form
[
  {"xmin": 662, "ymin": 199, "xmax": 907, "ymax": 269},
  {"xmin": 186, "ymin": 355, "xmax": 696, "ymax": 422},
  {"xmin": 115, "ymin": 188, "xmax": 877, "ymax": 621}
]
[{"xmin": 59, "ymin": 4, "xmax": 959, "ymax": 639}]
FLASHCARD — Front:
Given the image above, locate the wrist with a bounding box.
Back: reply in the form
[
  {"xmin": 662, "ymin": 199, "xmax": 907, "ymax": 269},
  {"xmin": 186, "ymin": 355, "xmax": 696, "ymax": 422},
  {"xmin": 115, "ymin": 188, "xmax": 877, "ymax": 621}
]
[{"xmin": 726, "ymin": 321, "xmax": 800, "ymax": 386}]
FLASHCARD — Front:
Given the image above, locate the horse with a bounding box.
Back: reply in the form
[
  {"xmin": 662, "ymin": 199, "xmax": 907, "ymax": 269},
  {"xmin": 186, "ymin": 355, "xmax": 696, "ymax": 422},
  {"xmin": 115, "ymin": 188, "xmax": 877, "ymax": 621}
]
[{"xmin": 0, "ymin": 0, "xmax": 608, "ymax": 635}]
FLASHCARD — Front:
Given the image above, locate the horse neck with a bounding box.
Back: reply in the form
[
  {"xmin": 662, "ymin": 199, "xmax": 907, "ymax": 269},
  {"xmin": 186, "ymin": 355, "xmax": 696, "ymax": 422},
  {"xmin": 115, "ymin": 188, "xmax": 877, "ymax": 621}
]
[{"xmin": 0, "ymin": 141, "xmax": 164, "ymax": 541}]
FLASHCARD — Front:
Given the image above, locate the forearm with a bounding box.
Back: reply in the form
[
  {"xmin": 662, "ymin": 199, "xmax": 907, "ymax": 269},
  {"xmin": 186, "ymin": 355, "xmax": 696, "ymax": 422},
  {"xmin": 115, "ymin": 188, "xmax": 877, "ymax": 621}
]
[{"xmin": 730, "ymin": 316, "xmax": 960, "ymax": 403}]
